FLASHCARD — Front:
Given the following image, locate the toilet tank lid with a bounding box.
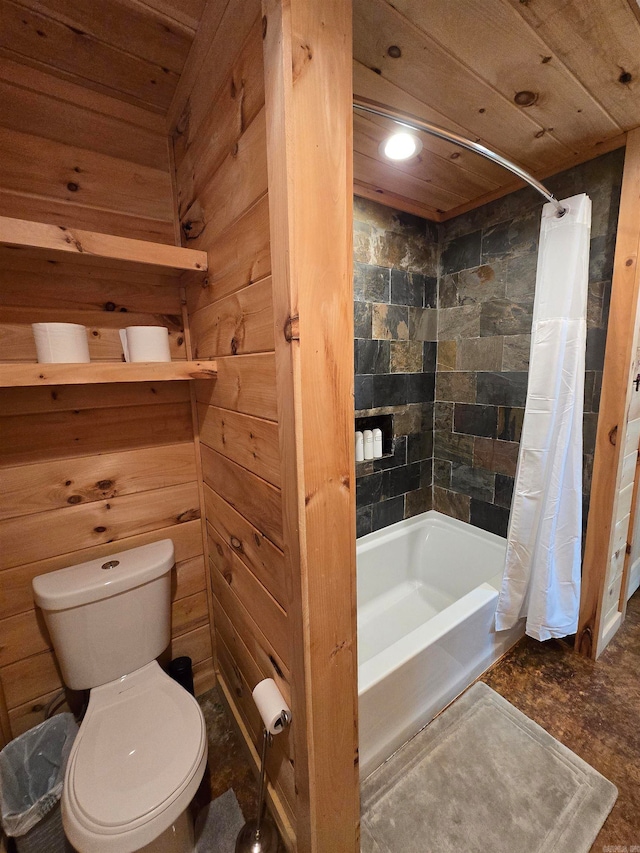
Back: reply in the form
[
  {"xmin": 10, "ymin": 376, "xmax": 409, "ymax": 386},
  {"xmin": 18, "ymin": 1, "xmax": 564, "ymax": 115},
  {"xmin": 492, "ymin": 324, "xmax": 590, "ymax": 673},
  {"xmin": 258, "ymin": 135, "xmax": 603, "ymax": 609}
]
[{"xmin": 32, "ymin": 539, "xmax": 175, "ymax": 611}]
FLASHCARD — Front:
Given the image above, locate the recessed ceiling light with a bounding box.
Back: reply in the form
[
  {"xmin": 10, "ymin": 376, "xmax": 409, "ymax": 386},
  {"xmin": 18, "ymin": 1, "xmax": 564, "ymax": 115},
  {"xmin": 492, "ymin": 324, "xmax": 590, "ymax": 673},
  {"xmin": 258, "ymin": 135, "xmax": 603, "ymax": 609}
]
[{"xmin": 380, "ymin": 132, "xmax": 423, "ymax": 161}]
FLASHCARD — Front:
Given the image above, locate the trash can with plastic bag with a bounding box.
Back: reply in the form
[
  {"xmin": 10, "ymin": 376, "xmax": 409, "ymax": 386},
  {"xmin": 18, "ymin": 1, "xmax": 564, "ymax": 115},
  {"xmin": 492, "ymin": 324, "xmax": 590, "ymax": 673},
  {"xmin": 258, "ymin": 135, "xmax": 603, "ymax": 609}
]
[{"xmin": 0, "ymin": 713, "xmax": 77, "ymax": 853}]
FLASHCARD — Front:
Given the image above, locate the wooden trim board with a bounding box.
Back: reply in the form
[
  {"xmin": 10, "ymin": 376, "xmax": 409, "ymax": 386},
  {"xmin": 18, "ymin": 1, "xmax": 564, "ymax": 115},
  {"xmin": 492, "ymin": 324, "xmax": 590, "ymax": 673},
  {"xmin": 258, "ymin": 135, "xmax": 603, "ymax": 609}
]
[
  {"xmin": 619, "ymin": 449, "xmax": 640, "ymax": 619},
  {"xmin": 577, "ymin": 129, "xmax": 640, "ymax": 657}
]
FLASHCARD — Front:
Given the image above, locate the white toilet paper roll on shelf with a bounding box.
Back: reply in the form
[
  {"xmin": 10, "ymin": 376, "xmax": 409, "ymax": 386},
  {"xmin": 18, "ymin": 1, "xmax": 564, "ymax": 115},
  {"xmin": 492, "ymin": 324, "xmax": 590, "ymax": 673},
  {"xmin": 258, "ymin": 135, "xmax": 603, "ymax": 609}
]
[
  {"xmin": 32, "ymin": 323, "xmax": 90, "ymax": 363},
  {"xmin": 119, "ymin": 326, "xmax": 171, "ymax": 362},
  {"xmin": 252, "ymin": 679, "xmax": 291, "ymax": 735}
]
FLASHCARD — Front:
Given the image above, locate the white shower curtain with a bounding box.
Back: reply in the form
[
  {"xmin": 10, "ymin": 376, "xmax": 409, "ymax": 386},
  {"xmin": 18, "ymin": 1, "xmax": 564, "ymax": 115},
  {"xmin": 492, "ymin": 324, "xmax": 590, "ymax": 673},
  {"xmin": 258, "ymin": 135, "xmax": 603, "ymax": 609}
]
[{"xmin": 495, "ymin": 193, "xmax": 592, "ymax": 641}]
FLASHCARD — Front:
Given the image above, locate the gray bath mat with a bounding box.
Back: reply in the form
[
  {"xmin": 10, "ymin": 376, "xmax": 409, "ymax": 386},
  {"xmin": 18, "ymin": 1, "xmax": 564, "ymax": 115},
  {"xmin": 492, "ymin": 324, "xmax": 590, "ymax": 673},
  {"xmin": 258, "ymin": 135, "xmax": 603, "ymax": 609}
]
[
  {"xmin": 195, "ymin": 788, "xmax": 244, "ymax": 853},
  {"xmin": 361, "ymin": 682, "xmax": 617, "ymax": 853}
]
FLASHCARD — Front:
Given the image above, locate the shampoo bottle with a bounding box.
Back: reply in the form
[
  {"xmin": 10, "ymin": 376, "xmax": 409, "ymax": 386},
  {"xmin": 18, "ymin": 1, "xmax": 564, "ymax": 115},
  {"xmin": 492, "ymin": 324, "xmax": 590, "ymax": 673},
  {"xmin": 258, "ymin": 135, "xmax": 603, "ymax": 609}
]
[
  {"xmin": 373, "ymin": 428, "xmax": 383, "ymax": 459},
  {"xmin": 363, "ymin": 429, "xmax": 374, "ymax": 460}
]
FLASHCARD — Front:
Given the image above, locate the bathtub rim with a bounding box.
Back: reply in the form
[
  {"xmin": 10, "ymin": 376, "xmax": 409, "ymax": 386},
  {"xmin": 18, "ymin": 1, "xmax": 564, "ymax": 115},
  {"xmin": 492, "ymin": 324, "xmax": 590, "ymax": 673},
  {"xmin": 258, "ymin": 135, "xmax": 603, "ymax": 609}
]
[
  {"xmin": 356, "ymin": 508, "xmax": 508, "ymax": 556},
  {"xmin": 357, "ymin": 510, "xmax": 509, "ymax": 695}
]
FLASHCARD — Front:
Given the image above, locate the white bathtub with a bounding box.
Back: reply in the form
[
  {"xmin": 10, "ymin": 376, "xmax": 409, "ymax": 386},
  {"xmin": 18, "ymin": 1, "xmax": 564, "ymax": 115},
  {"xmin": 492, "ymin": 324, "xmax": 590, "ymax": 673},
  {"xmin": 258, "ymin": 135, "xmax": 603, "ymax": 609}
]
[{"xmin": 357, "ymin": 509, "xmax": 525, "ymax": 778}]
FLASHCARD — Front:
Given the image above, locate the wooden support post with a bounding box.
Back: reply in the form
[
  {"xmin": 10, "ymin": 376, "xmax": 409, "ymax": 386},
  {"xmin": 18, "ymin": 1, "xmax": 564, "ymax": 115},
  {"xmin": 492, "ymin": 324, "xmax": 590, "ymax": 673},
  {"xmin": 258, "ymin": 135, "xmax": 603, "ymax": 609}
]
[
  {"xmin": 261, "ymin": 0, "xmax": 359, "ymax": 850},
  {"xmin": 577, "ymin": 129, "xmax": 640, "ymax": 657}
]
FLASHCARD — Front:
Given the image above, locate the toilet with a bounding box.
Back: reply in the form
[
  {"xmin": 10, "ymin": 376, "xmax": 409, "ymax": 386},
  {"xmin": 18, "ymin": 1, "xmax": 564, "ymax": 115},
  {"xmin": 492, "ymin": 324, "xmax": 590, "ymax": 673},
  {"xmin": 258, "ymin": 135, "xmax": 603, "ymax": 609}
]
[{"xmin": 32, "ymin": 539, "xmax": 208, "ymax": 853}]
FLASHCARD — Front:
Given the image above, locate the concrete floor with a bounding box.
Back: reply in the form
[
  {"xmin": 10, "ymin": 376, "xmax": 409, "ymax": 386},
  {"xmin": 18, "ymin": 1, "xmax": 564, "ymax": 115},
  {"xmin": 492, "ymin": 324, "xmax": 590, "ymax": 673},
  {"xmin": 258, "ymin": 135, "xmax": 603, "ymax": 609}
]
[{"xmin": 199, "ymin": 591, "xmax": 639, "ymax": 851}]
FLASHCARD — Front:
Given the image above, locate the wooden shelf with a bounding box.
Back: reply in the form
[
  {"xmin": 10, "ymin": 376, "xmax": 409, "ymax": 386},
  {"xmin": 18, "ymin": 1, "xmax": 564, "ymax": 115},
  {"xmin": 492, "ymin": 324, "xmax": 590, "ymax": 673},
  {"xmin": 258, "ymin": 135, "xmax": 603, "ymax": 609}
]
[
  {"xmin": 0, "ymin": 361, "xmax": 218, "ymax": 387},
  {"xmin": 0, "ymin": 215, "xmax": 208, "ymax": 274}
]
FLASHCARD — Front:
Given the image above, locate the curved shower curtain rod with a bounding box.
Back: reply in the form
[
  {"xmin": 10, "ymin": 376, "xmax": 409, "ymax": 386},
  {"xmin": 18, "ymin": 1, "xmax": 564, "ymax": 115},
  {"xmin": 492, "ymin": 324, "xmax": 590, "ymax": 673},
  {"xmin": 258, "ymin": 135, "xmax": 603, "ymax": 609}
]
[{"xmin": 353, "ymin": 96, "xmax": 567, "ymax": 217}]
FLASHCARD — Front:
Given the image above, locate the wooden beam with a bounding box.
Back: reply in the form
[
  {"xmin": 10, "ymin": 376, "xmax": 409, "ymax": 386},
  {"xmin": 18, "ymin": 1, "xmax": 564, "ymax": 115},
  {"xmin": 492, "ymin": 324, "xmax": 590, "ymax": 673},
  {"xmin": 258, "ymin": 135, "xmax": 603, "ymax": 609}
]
[
  {"xmin": 577, "ymin": 129, "xmax": 640, "ymax": 657},
  {"xmin": 262, "ymin": 0, "xmax": 359, "ymax": 850}
]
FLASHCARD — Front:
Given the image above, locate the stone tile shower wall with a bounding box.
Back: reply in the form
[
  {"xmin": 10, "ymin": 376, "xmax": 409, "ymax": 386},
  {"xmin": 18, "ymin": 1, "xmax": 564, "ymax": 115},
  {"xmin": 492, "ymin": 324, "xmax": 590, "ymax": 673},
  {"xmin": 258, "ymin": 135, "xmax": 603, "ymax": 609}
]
[
  {"xmin": 353, "ymin": 197, "xmax": 438, "ymax": 537},
  {"xmin": 433, "ymin": 149, "xmax": 624, "ymax": 538},
  {"xmin": 353, "ymin": 150, "xmax": 624, "ymax": 541}
]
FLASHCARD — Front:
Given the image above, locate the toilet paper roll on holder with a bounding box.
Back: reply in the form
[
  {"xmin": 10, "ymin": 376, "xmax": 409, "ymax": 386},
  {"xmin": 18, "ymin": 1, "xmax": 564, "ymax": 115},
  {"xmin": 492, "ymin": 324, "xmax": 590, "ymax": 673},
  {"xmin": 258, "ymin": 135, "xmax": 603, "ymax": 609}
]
[{"xmin": 235, "ymin": 706, "xmax": 291, "ymax": 853}]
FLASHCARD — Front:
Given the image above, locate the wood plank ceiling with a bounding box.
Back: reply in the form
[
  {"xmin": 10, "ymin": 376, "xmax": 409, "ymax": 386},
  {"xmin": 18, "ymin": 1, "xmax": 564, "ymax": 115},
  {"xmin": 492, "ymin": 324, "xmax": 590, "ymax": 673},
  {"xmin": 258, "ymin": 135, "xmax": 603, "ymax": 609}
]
[
  {"xmin": 353, "ymin": 0, "xmax": 640, "ymax": 221},
  {"xmin": 1, "ymin": 0, "xmax": 639, "ymax": 218},
  {"xmin": 0, "ymin": 0, "xmax": 206, "ymax": 112}
]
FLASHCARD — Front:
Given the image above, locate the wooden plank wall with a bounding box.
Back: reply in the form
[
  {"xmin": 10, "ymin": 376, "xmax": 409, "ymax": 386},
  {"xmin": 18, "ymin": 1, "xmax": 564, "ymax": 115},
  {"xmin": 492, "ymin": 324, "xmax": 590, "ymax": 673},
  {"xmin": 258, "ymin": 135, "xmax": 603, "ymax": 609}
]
[
  {"xmin": 0, "ymin": 57, "xmax": 176, "ymax": 243},
  {"xmin": 169, "ymin": 0, "xmax": 297, "ymax": 842},
  {"xmin": 171, "ymin": 1, "xmax": 358, "ymax": 849},
  {"xmin": 0, "ymin": 63, "xmax": 214, "ymax": 745},
  {"xmin": 0, "ymin": 260, "xmax": 215, "ymax": 740}
]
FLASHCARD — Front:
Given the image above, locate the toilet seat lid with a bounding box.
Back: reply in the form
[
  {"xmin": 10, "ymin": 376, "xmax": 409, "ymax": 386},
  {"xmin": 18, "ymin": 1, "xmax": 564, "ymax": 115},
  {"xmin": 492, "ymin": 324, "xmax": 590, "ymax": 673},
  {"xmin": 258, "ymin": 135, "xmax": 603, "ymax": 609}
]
[{"xmin": 68, "ymin": 662, "xmax": 206, "ymax": 830}]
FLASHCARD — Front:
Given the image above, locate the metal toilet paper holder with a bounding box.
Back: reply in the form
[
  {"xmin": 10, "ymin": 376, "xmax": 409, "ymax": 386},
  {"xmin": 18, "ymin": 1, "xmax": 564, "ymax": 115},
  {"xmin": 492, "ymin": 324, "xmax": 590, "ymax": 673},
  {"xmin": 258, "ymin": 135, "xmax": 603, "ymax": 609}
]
[{"xmin": 235, "ymin": 708, "xmax": 291, "ymax": 853}]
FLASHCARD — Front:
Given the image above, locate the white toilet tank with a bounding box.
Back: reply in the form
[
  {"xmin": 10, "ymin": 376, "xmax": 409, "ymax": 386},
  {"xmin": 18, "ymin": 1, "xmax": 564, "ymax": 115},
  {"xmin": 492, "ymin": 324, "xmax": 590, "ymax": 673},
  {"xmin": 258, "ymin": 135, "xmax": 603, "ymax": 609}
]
[{"xmin": 33, "ymin": 539, "xmax": 175, "ymax": 691}]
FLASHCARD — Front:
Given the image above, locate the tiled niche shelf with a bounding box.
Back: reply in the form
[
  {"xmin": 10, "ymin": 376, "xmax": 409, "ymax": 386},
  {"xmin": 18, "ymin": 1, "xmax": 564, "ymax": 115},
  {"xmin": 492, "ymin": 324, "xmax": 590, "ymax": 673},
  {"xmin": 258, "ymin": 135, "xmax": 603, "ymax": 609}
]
[{"xmin": 355, "ymin": 413, "xmax": 394, "ymax": 472}]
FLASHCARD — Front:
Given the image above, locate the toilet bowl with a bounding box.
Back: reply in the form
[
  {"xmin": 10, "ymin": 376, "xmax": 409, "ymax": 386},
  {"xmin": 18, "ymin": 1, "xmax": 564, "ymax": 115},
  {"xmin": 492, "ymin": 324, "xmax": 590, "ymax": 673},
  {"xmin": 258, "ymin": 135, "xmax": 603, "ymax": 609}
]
[
  {"xmin": 33, "ymin": 540, "xmax": 208, "ymax": 853},
  {"xmin": 63, "ymin": 661, "xmax": 207, "ymax": 853}
]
